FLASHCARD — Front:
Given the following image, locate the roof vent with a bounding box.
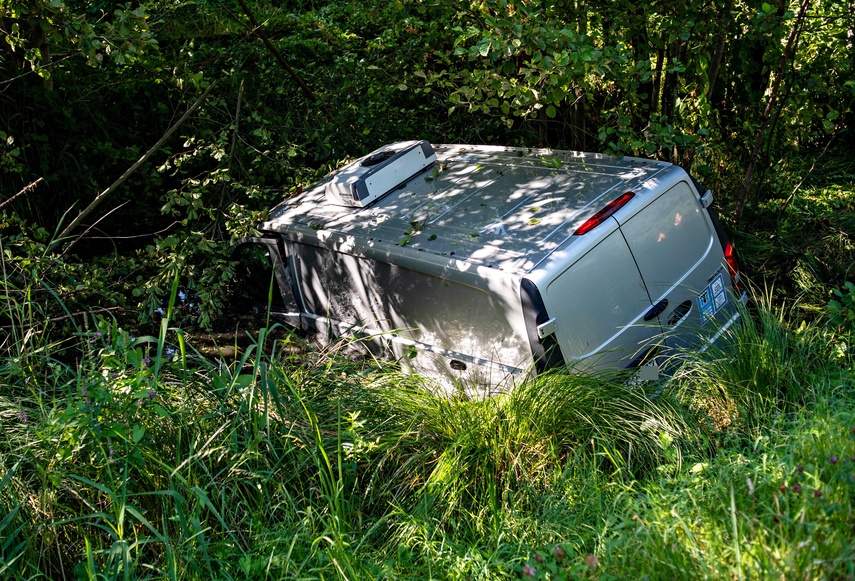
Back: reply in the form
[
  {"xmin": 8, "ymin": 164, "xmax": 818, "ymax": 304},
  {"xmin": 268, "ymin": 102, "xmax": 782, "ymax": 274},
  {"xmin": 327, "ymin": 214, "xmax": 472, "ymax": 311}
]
[{"xmin": 326, "ymin": 140, "xmax": 436, "ymax": 208}]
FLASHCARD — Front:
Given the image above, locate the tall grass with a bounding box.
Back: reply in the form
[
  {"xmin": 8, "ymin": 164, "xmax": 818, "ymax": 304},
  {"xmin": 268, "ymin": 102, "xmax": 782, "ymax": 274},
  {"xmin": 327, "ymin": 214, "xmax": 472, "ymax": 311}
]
[
  {"xmin": 597, "ymin": 379, "xmax": 855, "ymax": 579},
  {"xmin": 2, "ymin": 249, "xmax": 854, "ymax": 579},
  {"xmin": 671, "ymin": 286, "xmax": 837, "ymax": 435}
]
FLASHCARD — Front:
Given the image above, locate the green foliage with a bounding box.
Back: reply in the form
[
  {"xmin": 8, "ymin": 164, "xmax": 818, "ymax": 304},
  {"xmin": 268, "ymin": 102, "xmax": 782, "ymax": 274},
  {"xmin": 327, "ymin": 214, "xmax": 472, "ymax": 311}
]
[
  {"xmin": 729, "ymin": 150, "xmax": 855, "ymax": 311},
  {"xmin": 1, "ymin": 0, "xmax": 852, "ymax": 329},
  {"xmin": 596, "ymin": 388, "xmax": 855, "ymax": 579},
  {"xmin": 0, "ymin": 130, "xmax": 23, "ymax": 174},
  {"xmin": 672, "ymin": 291, "xmax": 832, "ymax": 433},
  {"xmin": 828, "ymin": 281, "xmax": 855, "ymax": 334},
  {"xmin": 1, "ymin": 0, "xmax": 157, "ymax": 75},
  {"xmin": 0, "ymin": 216, "xmax": 131, "ymax": 348},
  {"xmin": 1, "ymin": 0, "xmax": 854, "ymax": 577},
  {"xmin": 2, "ymin": 252, "xmax": 855, "ymax": 579}
]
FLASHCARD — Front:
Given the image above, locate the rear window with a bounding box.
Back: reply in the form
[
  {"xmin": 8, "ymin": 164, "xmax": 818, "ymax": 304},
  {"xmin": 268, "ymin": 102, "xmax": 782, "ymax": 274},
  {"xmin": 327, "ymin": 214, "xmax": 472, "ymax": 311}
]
[
  {"xmin": 618, "ymin": 181, "xmax": 714, "ymax": 296},
  {"xmin": 545, "ymin": 229, "xmax": 652, "ymax": 358}
]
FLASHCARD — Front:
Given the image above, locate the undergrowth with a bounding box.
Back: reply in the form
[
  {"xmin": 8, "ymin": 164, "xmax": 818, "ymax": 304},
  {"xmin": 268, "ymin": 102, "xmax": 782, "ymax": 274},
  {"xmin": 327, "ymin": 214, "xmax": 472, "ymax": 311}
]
[
  {"xmin": 1, "ymin": 157, "xmax": 854, "ymax": 579},
  {"xmin": 2, "ymin": 277, "xmax": 853, "ymax": 579}
]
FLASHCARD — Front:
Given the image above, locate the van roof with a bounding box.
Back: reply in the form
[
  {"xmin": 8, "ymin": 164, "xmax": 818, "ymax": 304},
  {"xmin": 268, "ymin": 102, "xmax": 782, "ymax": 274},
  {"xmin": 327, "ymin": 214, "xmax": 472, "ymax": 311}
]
[{"xmin": 262, "ymin": 144, "xmax": 673, "ymax": 275}]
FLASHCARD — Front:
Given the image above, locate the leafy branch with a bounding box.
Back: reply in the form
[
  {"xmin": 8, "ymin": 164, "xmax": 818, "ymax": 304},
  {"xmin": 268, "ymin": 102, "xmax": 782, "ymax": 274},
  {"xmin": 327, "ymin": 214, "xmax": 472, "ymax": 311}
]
[{"xmin": 49, "ymin": 80, "xmax": 219, "ymax": 252}]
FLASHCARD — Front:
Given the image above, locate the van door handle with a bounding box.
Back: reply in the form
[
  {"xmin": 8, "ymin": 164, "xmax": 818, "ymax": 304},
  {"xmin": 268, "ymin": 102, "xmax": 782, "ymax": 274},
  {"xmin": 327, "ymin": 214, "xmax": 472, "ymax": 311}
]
[
  {"xmin": 537, "ymin": 317, "xmax": 557, "ymax": 339},
  {"xmin": 667, "ymin": 300, "xmax": 693, "ymax": 327},
  {"xmin": 644, "ymin": 299, "xmax": 668, "ymax": 321}
]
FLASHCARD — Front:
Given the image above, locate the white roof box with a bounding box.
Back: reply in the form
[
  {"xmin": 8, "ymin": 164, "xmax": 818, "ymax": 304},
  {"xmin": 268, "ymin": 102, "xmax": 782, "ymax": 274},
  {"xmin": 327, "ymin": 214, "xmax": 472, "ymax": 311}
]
[{"xmin": 326, "ymin": 140, "xmax": 436, "ymax": 207}]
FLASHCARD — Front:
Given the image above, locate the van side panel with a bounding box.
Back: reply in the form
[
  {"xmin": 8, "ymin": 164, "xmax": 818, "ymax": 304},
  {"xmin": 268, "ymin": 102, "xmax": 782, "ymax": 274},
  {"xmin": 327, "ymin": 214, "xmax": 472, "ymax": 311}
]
[
  {"xmin": 541, "ymin": 223, "xmax": 660, "ymax": 370},
  {"xmin": 291, "ymin": 243, "xmax": 531, "ymax": 370}
]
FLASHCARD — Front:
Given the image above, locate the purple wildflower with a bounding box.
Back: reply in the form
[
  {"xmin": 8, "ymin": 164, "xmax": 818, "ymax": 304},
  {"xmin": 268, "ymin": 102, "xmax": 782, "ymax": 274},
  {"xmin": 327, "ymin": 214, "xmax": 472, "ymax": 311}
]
[
  {"xmin": 585, "ymin": 555, "xmax": 600, "ymax": 571},
  {"xmin": 829, "ymin": 456, "xmax": 838, "ymax": 465},
  {"xmin": 147, "ymin": 390, "xmax": 156, "ymax": 400},
  {"xmin": 90, "ymin": 331, "xmax": 102, "ymax": 343},
  {"xmin": 17, "ymin": 410, "xmax": 28, "ymax": 423},
  {"xmin": 521, "ymin": 564, "xmax": 537, "ymax": 578}
]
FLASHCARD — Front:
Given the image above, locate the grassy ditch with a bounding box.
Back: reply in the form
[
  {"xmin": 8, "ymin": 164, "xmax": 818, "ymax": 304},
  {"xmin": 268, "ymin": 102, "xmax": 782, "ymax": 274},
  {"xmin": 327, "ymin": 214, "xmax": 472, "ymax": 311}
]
[
  {"xmin": 2, "ymin": 159, "xmax": 855, "ymax": 579},
  {"xmin": 1, "ymin": 286, "xmax": 854, "ymax": 579}
]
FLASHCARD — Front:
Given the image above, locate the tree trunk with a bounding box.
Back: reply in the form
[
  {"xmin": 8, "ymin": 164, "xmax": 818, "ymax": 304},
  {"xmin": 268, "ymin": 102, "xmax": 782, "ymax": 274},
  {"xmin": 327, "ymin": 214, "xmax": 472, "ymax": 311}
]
[
  {"xmin": 706, "ymin": 0, "xmax": 734, "ymax": 103},
  {"xmin": 660, "ymin": 40, "xmax": 684, "ymax": 124},
  {"xmin": 573, "ymin": 0, "xmax": 587, "ymax": 150},
  {"xmin": 735, "ymin": 0, "xmax": 811, "ymax": 222},
  {"xmin": 571, "ymin": 89, "xmax": 586, "ymax": 150}
]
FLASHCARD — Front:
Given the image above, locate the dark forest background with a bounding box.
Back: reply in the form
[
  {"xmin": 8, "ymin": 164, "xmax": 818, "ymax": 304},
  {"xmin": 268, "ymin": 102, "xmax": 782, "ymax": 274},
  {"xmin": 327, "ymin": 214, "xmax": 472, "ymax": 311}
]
[{"xmin": 2, "ymin": 0, "xmax": 852, "ymax": 326}]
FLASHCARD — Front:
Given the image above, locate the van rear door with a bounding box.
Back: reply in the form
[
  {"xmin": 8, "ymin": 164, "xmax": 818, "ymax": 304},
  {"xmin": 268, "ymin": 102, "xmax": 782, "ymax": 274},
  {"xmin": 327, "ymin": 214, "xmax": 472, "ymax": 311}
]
[
  {"xmin": 616, "ymin": 180, "xmax": 735, "ymax": 355},
  {"xmin": 539, "ymin": 220, "xmax": 663, "ymax": 372}
]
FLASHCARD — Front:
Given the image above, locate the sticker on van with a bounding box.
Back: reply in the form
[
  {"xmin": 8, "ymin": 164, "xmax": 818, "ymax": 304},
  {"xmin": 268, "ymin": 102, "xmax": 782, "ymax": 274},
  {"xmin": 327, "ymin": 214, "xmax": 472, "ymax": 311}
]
[{"xmin": 697, "ymin": 273, "xmax": 728, "ymax": 324}]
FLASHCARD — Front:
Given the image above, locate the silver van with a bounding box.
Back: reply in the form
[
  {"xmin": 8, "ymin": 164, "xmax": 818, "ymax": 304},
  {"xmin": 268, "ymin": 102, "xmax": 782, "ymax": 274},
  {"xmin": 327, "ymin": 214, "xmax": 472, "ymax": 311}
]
[{"xmin": 246, "ymin": 141, "xmax": 746, "ymax": 390}]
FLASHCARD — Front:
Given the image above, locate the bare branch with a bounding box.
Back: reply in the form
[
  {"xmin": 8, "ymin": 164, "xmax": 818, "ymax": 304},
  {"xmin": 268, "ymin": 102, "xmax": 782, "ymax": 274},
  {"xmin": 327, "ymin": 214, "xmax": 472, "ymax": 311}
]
[
  {"xmin": 60, "ymin": 201, "xmax": 130, "ymax": 257},
  {"xmin": 0, "ymin": 177, "xmax": 44, "ymax": 211},
  {"xmin": 49, "ymin": 80, "xmax": 219, "ymax": 252}
]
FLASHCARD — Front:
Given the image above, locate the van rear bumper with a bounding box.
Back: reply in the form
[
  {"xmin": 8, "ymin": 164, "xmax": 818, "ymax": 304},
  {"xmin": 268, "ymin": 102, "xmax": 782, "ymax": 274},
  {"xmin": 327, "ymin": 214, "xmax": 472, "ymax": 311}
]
[{"xmin": 699, "ymin": 305, "xmax": 744, "ymax": 354}]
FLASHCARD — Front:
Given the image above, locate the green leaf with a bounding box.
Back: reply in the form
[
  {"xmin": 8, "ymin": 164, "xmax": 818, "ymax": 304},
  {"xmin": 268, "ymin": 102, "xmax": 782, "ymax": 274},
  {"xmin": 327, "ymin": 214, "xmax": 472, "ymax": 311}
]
[
  {"xmin": 477, "ymin": 40, "xmax": 491, "ymax": 57},
  {"xmin": 546, "ymin": 105, "xmax": 557, "ymax": 118},
  {"xmin": 132, "ymin": 424, "xmax": 145, "ymax": 443},
  {"xmin": 540, "ymin": 155, "xmax": 562, "ymax": 168}
]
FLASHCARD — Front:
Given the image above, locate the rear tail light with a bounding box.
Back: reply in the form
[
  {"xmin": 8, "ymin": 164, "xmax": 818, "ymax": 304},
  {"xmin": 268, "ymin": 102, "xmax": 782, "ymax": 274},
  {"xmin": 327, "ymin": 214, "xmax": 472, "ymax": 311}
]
[
  {"xmin": 724, "ymin": 240, "xmax": 744, "ymax": 294},
  {"xmin": 573, "ymin": 192, "xmax": 635, "ymax": 235}
]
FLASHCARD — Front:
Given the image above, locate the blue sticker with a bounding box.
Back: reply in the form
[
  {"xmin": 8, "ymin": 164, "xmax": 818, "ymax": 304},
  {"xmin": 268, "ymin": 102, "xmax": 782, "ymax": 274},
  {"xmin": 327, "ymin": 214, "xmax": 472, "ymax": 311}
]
[{"xmin": 698, "ymin": 273, "xmax": 727, "ymax": 325}]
